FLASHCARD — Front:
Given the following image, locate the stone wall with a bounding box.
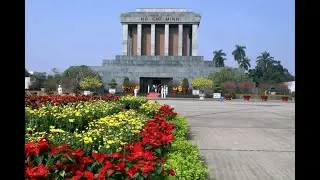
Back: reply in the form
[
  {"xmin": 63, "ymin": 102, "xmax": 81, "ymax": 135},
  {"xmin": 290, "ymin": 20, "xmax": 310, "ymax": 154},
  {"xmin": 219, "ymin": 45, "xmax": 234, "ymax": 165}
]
[{"xmin": 91, "ymin": 55, "xmax": 218, "ymax": 90}]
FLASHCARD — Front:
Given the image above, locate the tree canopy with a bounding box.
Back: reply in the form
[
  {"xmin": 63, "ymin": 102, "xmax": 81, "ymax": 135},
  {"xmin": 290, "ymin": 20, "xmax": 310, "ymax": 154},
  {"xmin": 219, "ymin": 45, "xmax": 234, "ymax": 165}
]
[
  {"xmin": 213, "ymin": 50, "xmax": 227, "ymax": 68},
  {"xmin": 29, "ymin": 72, "xmax": 47, "ymax": 90},
  {"xmin": 63, "ymin": 65, "xmax": 101, "ymax": 92},
  {"xmin": 79, "ymin": 76, "xmax": 102, "ymax": 91},
  {"xmin": 232, "ymin": 45, "xmax": 250, "ymax": 70},
  {"xmin": 248, "ymin": 51, "xmax": 294, "ymax": 86},
  {"xmin": 192, "ymin": 77, "xmax": 213, "ymax": 89}
]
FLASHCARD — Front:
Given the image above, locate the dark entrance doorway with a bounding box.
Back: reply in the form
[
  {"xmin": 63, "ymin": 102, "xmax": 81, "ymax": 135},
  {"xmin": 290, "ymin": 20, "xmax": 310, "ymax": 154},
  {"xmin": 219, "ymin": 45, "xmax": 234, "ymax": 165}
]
[{"xmin": 140, "ymin": 77, "xmax": 173, "ymax": 93}]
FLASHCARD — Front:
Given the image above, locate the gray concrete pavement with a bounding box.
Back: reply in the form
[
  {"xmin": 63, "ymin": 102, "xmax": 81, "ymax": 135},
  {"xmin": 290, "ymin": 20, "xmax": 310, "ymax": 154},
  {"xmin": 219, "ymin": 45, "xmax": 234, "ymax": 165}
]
[{"xmin": 156, "ymin": 100, "xmax": 295, "ymax": 180}]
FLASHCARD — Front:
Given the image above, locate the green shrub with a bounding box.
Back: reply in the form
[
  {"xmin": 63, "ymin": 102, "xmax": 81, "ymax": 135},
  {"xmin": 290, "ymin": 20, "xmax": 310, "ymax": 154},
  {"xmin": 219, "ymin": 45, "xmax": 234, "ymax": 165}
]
[
  {"xmin": 164, "ymin": 116, "xmax": 209, "ymax": 180},
  {"xmin": 139, "ymin": 101, "xmax": 161, "ymax": 117},
  {"xmin": 165, "ymin": 140, "xmax": 208, "ymax": 180},
  {"xmin": 171, "ymin": 116, "xmax": 189, "ymax": 139},
  {"xmin": 119, "ymin": 95, "xmax": 148, "ymax": 109},
  {"xmin": 182, "ymin": 78, "xmax": 189, "ymax": 89}
]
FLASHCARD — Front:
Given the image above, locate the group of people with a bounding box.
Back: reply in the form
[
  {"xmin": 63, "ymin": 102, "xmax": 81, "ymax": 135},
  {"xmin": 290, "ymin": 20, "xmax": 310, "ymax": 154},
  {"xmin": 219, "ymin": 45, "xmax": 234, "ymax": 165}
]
[{"xmin": 151, "ymin": 84, "xmax": 162, "ymax": 93}]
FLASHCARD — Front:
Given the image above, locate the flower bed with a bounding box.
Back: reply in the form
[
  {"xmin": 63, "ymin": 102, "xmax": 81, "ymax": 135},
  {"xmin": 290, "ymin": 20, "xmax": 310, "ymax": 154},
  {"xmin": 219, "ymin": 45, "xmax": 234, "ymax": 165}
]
[
  {"xmin": 25, "ymin": 95, "xmax": 208, "ymax": 179},
  {"xmin": 25, "ymin": 94, "xmax": 119, "ymax": 109}
]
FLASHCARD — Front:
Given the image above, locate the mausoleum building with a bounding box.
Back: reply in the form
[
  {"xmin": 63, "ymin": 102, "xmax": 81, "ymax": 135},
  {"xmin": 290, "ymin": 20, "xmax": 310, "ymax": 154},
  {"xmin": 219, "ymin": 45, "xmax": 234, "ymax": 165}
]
[{"xmin": 91, "ymin": 8, "xmax": 221, "ymax": 93}]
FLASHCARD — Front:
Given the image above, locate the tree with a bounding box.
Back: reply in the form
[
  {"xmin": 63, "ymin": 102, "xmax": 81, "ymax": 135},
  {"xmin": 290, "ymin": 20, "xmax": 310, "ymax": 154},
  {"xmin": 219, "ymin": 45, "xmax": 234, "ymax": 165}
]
[
  {"xmin": 213, "ymin": 50, "xmax": 227, "ymax": 68},
  {"xmin": 29, "ymin": 72, "xmax": 47, "ymax": 90},
  {"xmin": 192, "ymin": 77, "xmax": 213, "ymax": 93},
  {"xmin": 61, "ymin": 78, "xmax": 73, "ymax": 90},
  {"xmin": 181, "ymin": 78, "xmax": 189, "ymax": 89},
  {"xmin": 63, "ymin": 65, "xmax": 101, "ymax": 92},
  {"xmin": 122, "ymin": 77, "xmax": 130, "ymax": 88},
  {"xmin": 258, "ymin": 82, "xmax": 271, "ymax": 95},
  {"xmin": 239, "ymin": 56, "xmax": 251, "ymax": 70},
  {"xmin": 79, "ymin": 76, "xmax": 102, "ymax": 91},
  {"xmin": 221, "ymin": 81, "xmax": 237, "ymax": 95},
  {"xmin": 51, "ymin": 68, "xmax": 62, "ymax": 85},
  {"xmin": 108, "ymin": 79, "xmax": 117, "ymax": 88},
  {"xmin": 44, "ymin": 75, "xmax": 57, "ymax": 91},
  {"xmin": 232, "ymin": 45, "xmax": 251, "ymax": 70},
  {"xmin": 209, "ymin": 67, "xmax": 250, "ymax": 93},
  {"xmin": 248, "ymin": 51, "xmax": 294, "ymax": 86},
  {"xmin": 239, "ymin": 81, "xmax": 255, "ymax": 94},
  {"xmin": 256, "ymin": 51, "xmax": 276, "ymax": 70},
  {"xmin": 208, "ymin": 67, "xmax": 250, "ymax": 84},
  {"xmin": 25, "ymin": 69, "xmax": 30, "ymax": 77}
]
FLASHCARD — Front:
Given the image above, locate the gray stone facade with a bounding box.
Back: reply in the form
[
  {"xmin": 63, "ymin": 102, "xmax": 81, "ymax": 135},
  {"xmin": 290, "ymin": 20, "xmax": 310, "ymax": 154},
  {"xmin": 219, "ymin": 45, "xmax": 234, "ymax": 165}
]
[{"xmin": 91, "ymin": 55, "xmax": 219, "ymax": 91}]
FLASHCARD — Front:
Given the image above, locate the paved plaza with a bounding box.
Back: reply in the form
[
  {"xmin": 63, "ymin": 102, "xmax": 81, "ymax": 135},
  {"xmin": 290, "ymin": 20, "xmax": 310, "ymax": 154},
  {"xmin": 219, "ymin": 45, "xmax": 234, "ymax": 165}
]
[{"xmin": 156, "ymin": 99, "xmax": 295, "ymax": 180}]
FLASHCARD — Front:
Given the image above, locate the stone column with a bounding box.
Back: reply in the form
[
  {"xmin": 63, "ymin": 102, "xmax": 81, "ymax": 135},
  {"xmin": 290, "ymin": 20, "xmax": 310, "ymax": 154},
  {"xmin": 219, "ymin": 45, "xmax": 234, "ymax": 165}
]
[
  {"xmin": 164, "ymin": 24, "xmax": 169, "ymax": 56},
  {"xmin": 137, "ymin": 24, "xmax": 142, "ymax": 56},
  {"xmin": 192, "ymin": 24, "xmax": 198, "ymax": 56},
  {"xmin": 178, "ymin": 24, "xmax": 183, "ymax": 56},
  {"xmin": 122, "ymin": 24, "xmax": 128, "ymax": 55},
  {"xmin": 151, "ymin": 24, "xmax": 155, "ymax": 56}
]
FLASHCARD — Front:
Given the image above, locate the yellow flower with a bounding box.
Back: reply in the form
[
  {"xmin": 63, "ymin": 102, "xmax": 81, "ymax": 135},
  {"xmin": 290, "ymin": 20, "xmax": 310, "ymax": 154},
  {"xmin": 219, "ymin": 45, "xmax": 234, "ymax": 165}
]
[
  {"xmin": 26, "ymin": 127, "xmax": 32, "ymax": 131},
  {"xmin": 49, "ymin": 129, "xmax": 65, "ymax": 133},
  {"xmin": 50, "ymin": 126, "xmax": 55, "ymax": 129},
  {"xmin": 68, "ymin": 119, "xmax": 75, "ymax": 123}
]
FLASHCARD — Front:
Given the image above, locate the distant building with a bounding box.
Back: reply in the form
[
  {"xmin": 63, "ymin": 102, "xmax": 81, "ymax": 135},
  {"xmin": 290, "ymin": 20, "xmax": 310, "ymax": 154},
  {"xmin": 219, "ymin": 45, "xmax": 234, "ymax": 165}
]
[{"xmin": 91, "ymin": 8, "xmax": 242, "ymax": 93}]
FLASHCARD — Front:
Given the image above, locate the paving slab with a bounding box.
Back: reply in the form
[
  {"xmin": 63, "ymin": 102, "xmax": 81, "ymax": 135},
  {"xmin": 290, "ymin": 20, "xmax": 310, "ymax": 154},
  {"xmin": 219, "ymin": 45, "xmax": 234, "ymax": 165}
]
[{"xmin": 156, "ymin": 100, "xmax": 295, "ymax": 180}]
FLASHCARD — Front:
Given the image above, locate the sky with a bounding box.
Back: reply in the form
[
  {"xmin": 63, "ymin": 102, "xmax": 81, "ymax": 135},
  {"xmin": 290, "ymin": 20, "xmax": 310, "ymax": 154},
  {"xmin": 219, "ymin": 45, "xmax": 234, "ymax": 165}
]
[{"xmin": 25, "ymin": 0, "xmax": 295, "ymax": 75}]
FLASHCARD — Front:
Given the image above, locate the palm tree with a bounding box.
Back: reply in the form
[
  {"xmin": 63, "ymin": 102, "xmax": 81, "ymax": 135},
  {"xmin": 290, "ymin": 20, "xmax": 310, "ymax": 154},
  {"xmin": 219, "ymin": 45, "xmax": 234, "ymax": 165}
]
[
  {"xmin": 239, "ymin": 56, "xmax": 251, "ymax": 70},
  {"xmin": 256, "ymin": 51, "xmax": 276, "ymax": 69},
  {"xmin": 232, "ymin": 45, "xmax": 246, "ymax": 64},
  {"xmin": 213, "ymin": 50, "xmax": 227, "ymax": 68}
]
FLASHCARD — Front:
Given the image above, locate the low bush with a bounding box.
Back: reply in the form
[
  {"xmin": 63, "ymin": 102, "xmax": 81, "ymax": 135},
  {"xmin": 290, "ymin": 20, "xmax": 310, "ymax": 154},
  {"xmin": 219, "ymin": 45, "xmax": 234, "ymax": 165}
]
[
  {"xmin": 119, "ymin": 95, "xmax": 148, "ymax": 109},
  {"xmin": 170, "ymin": 116, "xmax": 189, "ymax": 139},
  {"xmin": 164, "ymin": 116, "xmax": 208, "ymax": 179},
  {"xmin": 139, "ymin": 101, "xmax": 161, "ymax": 117}
]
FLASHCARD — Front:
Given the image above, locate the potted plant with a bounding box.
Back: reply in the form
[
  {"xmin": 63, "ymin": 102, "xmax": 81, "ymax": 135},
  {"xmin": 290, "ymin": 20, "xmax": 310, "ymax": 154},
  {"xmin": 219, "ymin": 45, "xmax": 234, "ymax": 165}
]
[
  {"xmin": 122, "ymin": 77, "xmax": 130, "ymax": 93},
  {"xmin": 129, "ymin": 80, "xmax": 137, "ymax": 94},
  {"xmin": 79, "ymin": 76, "xmax": 102, "ymax": 96},
  {"xmin": 172, "ymin": 80, "xmax": 180, "ymax": 96},
  {"xmin": 192, "ymin": 77, "xmax": 213, "ymax": 100},
  {"xmin": 182, "ymin": 78, "xmax": 189, "ymax": 94},
  {"xmin": 239, "ymin": 81, "xmax": 255, "ymax": 101},
  {"xmin": 278, "ymin": 83, "xmax": 289, "ymax": 102},
  {"xmin": 108, "ymin": 79, "xmax": 117, "ymax": 94},
  {"xmin": 221, "ymin": 81, "xmax": 237, "ymax": 100},
  {"xmin": 258, "ymin": 83, "xmax": 271, "ymax": 101}
]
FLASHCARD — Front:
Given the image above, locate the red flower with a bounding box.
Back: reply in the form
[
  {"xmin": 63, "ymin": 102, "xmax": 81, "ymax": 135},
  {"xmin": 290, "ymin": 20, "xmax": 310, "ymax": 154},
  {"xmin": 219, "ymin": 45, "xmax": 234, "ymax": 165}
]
[
  {"xmin": 50, "ymin": 144, "xmax": 70, "ymax": 155},
  {"xmin": 25, "ymin": 164, "xmax": 48, "ymax": 179},
  {"xmin": 82, "ymin": 156, "xmax": 93, "ymax": 165},
  {"xmin": 115, "ymin": 161, "xmax": 125, "ymax": 171},
  {"xmin": 92, "ymin": 152, "xmax": 105, "ymax": 164},
  {"xmin": 38, "ymin": 138, "xmax": 50, "ymax": 152},
  {"xmin": 167, "ymin": 169, "xmax": 176, "ymax": 176},
  {"xmin": 161, "ymin": 134, "xmax": 174, "ymax": 144},
  {"xmin": 141, "ymin": 165, "xmax": 154, "ymax": 172},
  {"xmin": 106, "ymin": 169, "xmax": 114, "ymax": 177},
  {"xmin": 142, "ymin": 151, "xmax": 156, "ymax": 161},
  {"xmin": 126, "ymin": 168, "xmax": 137, "ymax": 178},
  {"xmin": 73, "ymin": 148, "xmax": 84, "ymax": 157},
  {"xmin": 105, "ymin": 161, "xmax": 114, "ymax": 169},
  {"xmin": 67, "ymin": 171, "xmax": 83, "ymax": 180},
  {"xmin": 111, "ymin": 152, "xmax": 122, "ymax": 159},
  {"xmin": 84, "ymin": 171, "xmax": 94, "ymax": 180}
]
